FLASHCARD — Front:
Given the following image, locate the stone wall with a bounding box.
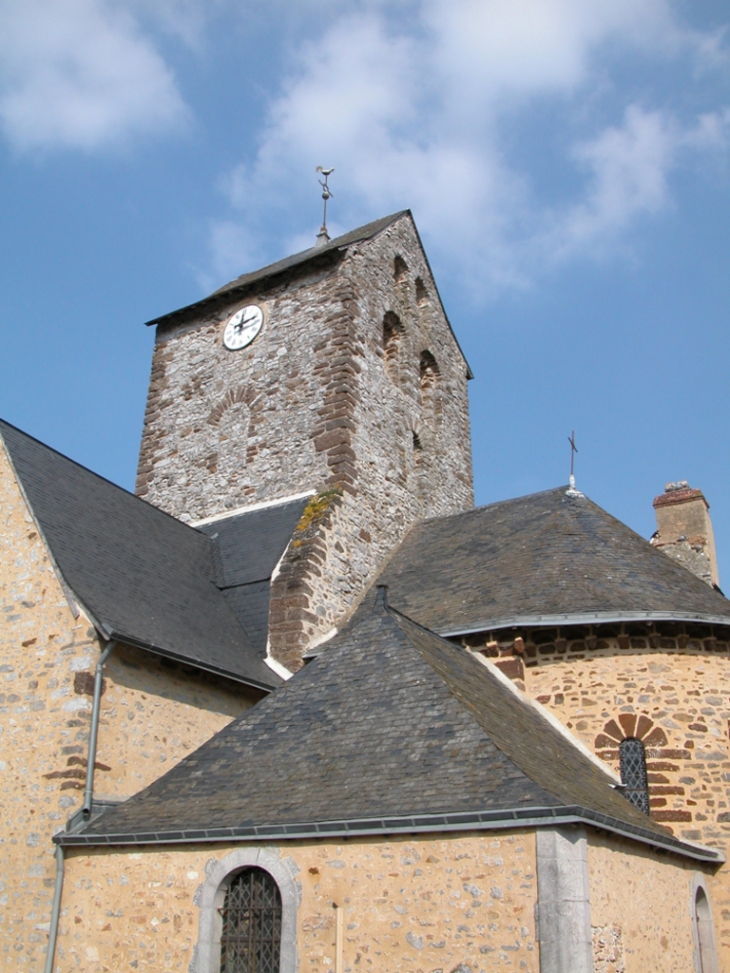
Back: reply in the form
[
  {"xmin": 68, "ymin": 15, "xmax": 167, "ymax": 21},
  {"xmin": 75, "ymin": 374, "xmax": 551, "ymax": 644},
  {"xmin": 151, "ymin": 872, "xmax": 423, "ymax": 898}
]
[
  {"xmin": 461, "ymin": 621, "xmax": 730, "ymax": 959},
  {"xmin": 588, "ymin": 832, "xmax": 702, "ymax": 973},
  {"xmin": 58, "ymin": 830, "xmax": 537, "ymax": 973},
  {"xmin": 136, "ymin": 214, "xmax": 474, "ymax": 667},
  {"xmin": 55, "ymin": 827, "xmax": 712, "ymax": 972},
  {"xmin": 0, "ymin": 441, "xmax": 259, "ymax": 970},
  {"xmin": 136, "ymin": 255, "xmax": 353, "ymax": 521}
]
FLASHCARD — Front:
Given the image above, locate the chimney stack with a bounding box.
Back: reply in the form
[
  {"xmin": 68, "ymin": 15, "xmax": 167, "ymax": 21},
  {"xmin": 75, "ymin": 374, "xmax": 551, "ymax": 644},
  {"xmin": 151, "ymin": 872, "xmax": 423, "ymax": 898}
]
[{"xmin": 651, "ymin": 481, "xmax": 720, "ymax": 588}]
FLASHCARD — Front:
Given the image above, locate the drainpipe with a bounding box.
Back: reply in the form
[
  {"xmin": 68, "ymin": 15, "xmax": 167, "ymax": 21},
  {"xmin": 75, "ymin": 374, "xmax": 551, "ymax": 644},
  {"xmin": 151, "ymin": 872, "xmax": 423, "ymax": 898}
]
[
  {"xmin": 43, "ymin": 637, "xmax": 116, "ymax": 972},
  {"xmin": 43, "ymin": 844, "xmax": 64, "ymax": 973},
  {"xmin": 82, "ymin": 639, "xmax": 116, "ymax": 819}
]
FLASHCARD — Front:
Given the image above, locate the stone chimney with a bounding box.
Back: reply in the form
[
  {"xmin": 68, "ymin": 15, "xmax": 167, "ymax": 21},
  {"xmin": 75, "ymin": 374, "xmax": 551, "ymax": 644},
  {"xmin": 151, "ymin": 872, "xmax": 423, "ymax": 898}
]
[{"xmin": 651, "ymin": 481, "xmax": 720, "ymax": 588}]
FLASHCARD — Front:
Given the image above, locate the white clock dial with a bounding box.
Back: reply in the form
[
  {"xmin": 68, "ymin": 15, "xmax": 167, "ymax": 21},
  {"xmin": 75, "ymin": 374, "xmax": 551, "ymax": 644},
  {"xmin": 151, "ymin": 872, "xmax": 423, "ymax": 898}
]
[{"xmin": 223, "ymin": 304, "xmax": 264, "ymax": 351}]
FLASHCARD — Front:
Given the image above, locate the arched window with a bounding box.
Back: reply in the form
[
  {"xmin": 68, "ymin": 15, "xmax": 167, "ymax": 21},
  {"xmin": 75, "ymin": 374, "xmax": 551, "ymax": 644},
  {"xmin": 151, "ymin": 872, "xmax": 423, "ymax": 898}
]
[
  {"xmin": 195, "ymin": 849, "xmax": 297, "ymax": 973},
  {"xmin": 219, "ymin": 868, "xmax": 282, "ymax": 973},
  {"xmin": 619, "ymin": 737, "xmax": 649, "ymax": 815},
  {"xmin": 694, "ymin": 881, "xmax": 719, "ymax": 973},
  {"xmin": 393, "ymin": 255, "xmax": 408, "ymax": 281},
  {"xmin": 419, "ymin": 351, "xmax": 441, "ymax": 423},
  {"xmin": 383, "ymin": 311, "xmax": 405, "ymax": 379}
]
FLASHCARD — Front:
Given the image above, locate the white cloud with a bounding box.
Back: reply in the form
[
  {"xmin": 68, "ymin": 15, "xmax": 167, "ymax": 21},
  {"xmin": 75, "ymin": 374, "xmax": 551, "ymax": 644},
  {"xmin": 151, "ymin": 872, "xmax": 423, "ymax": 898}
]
[
  {"xmin": 552, "ymin": 106, "xmax": 677, "ymax": 256},
  {"xmin": 207, "ymin": 0, "xmax": 730, "ymax": 295},
  {"xmin": 424, "ymin": 0, "xmax": 681, "ymax": 102},
  {"xmin": 544, "ymin": 104, "xmax": 730, "ymax": 260},
  {"xmin": 0, "ymin": 0, "xmax": 188, "ymax": 152}
]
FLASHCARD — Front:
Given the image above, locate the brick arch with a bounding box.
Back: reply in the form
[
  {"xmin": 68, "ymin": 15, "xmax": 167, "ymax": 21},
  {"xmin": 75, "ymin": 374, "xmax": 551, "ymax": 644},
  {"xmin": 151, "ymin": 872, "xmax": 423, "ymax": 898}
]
[
  {"xmin": 593, "ymin": 715, "xmax": 697, "ymax": 827},
  {"xmin": 594, "ymin": 713, "xmax": 667, "ymax": 752},
  {"xmin": 207, "ymin": 386, "xmax": 259, "ymax": 426}
]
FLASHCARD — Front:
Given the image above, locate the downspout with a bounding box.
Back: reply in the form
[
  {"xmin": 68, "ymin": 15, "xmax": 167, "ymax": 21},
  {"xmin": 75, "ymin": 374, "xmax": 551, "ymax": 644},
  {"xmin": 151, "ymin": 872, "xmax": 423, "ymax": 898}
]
[
  {"xmin": 43, "ymin": 639, "xmax": 116, "ymax": 970},
  {"xmin": 82, "ymin": 638, "xmax": 116, "ymax": 819},
  {"xmin": 42, "ymin": 844, "xmax": 64, "ymax": 973},
  {"xmin": 43, "ymin": 638, "xmax": 116, "ymax": 972}
]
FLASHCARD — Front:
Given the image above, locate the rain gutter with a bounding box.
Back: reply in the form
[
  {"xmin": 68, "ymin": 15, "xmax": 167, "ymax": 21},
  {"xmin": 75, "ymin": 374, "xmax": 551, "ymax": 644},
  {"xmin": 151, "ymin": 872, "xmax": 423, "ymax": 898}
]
[
  {"xmin": 439, "ymin": 609, "xmax": 730, "ymax": 639},
  {"xmin": 55, "ymin": 805, "xmax": 723, "ymax": 864}
]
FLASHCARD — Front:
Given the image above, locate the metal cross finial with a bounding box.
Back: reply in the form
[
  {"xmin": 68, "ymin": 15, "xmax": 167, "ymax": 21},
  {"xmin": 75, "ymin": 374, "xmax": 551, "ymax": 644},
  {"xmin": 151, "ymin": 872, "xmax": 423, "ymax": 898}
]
[
  {"xmin": 568, "ymin": 430, "xmax": 578, "ymax": 488},
  {"xmin": 315, "ymin": 166, "xmax": 334, "ymax": 245}
]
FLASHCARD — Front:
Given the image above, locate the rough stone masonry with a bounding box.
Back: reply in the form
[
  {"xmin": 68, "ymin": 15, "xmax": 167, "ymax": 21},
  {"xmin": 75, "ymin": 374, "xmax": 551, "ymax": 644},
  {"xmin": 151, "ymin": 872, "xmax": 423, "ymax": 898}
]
[{"xmin": 136, "ymin": 213, "xmax": 474, "ymax": 669}]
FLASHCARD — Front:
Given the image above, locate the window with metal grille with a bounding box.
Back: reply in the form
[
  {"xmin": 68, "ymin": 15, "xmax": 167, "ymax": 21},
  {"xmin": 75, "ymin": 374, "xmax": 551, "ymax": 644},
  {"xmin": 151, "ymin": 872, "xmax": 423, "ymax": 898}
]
[
  {"xmin": 219, "ymin": 868, "xmax": 282, "ymax": 973},
  {"xmin": 619, "ymin": 737, "xmax": 650, "ymax": 815}
]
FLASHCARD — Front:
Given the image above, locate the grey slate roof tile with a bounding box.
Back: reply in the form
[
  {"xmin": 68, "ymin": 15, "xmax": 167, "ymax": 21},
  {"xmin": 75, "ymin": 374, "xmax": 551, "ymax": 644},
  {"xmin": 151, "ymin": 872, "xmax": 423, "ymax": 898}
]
[
  {"xmin": 0, "ymin": 419, "xmax": 280, "ymax": 690},
  {"xmin": 77, "ymin": 593, "xmax": 676, "ymax": 846},
  {"xmin": 377, "ymin": 486, "xmax": 730, "ymax": 635},
  {"xmin": 199, "ymin": 497, "xmax": 308, "ymax": 587},
  {"xmin": 143, "ymin": 210, "xmax": 473, "ymax": 377},
  {"xmin": 220, "ymin": 581, "xmax": 272, "ymax": 657},
  {"xmin": 145, "ymin": 212, "xmax": 408, "ymax": 330},
  {"xmin": 197, "ymin": 497, "xmax": 310, "ymax": 654}
]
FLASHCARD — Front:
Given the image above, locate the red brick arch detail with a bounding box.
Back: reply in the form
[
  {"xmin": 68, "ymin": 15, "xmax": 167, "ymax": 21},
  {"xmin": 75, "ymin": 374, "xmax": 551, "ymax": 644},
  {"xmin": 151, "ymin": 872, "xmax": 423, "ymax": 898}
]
[
  {"xmin": 207, "ymin": 386, "xmax": 260, "ymax": 426},
  {"xmin": 594, "ymin": 714, "xmax": 668, "ymax": 752}
]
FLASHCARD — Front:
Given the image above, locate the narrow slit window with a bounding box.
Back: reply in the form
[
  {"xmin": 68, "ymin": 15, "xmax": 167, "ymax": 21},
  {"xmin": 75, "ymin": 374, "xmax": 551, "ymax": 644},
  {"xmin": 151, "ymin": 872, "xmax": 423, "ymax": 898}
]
[
  {"xmin": 383, "ymin": 311, "xmax": 405, "ymax": 379},
  {"xmin": 619, "ymin": 737, "xmax": 650, "ymax": 815},
  {"xmin": 419, "ymin": 350, "xmax": 440, "ymax": 422},
  {"xmin": 219, "ymin": 868, "xmax": 282, "ymax": 973},
  {"xmin": 413, "ymin": 430, "xmax": 423, "ymax": 468}
]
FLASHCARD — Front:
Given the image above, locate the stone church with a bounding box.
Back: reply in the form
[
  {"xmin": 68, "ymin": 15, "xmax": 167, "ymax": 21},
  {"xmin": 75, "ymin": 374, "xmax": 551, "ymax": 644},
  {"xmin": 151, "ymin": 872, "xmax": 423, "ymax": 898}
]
[{"xmin": 2, "ymin": 210, "xmax": 730, "ymax": 973}]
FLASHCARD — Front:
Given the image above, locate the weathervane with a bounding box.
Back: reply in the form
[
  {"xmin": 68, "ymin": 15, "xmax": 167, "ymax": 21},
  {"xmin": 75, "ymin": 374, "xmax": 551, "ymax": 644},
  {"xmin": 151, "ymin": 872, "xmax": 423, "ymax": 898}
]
[
  {"xmin": 568, "ymin": 430, "xmax": 578, "ymax": 491},
  {"xmin": 315, "ymin": 167, "xmax": 334, "ymax": 246}
]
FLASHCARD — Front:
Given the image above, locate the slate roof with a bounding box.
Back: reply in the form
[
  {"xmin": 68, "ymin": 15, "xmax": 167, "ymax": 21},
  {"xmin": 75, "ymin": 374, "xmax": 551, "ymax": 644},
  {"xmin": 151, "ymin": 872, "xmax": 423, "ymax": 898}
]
[
  {"xmin": 62, "ymin": 592, "xmax": 720, "ymax": 862},
  {"xmin": 143, "ymin": 210, "xmax": 472, "ymax": 377},
  {"xmin": 145, "ymin": 212, "xmax": 407, "ymax": 331},
  {"xmin": 0, "ymin": 419, "xmax": 280, "ymax": 691},
  {"xmin": 197, "ymin": 496, "xmax": 311, "ymax": 654},
  {"xmin": 376, "ymin": 486, "xmax": 730, "ymax": 636}
]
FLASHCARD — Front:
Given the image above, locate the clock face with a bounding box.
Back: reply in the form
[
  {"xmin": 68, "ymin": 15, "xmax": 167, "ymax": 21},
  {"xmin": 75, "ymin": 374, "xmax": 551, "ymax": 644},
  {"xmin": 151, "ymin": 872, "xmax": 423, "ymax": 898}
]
[{"xmin": 223, "ymin": 304, "xmax": 264, "ymax": 351}]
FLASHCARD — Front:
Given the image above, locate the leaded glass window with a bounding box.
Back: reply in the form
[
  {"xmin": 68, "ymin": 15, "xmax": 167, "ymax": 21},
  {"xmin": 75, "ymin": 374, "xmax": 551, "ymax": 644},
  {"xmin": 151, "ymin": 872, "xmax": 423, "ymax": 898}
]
[
  {"xmin": 219, "ymin": 868, "xmax": 282, "ymax": 973},
  {"xmin": 619, "ymin": 737, "xmax": 650, "ymax": 815}
]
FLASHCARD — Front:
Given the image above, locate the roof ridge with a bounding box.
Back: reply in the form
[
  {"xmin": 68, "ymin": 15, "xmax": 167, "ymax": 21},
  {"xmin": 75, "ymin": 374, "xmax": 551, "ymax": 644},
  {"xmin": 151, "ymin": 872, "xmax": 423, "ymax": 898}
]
[
  {"xmin": 385, "ymin": 608, "xmax": 670, "ymax": 833},
  {"xmin": 146, "ymin": 211, "xmax": 412, "ymax": 328},
  {"xmin": 419, "ymin": 485, "xmax": 571, "ymax": 528},
  {"xmin": 0, "ymin": 417, "xmax": 279, "ymax": 690},
  {"xmin": 217, "ymin": 210, "xmax": 410, "ymax": 292},
  {"xmin": 0, "ymin": 417, "xmax": 208, "ymax": 541},
  {"xmin": 390, "ymin": 604, "xmax": 622, "ymax": 787},
  {"xmin": 70, "ymin": 596, "xmax": 687, "ymax": 850}
]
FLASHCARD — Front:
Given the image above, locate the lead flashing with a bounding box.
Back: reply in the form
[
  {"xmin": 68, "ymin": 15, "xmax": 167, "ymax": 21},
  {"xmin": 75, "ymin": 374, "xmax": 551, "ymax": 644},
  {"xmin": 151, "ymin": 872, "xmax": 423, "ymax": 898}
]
[
  {"xmin": 56, "ymin": 805, "xmax": 723, "ymax": 864},
  {"xmin": 439, "ymin": 610, "xmax": 730, "ymax": 639},
  {"xmin": 106, "ymin": 630, "xmax": 279, "ymax": 694}
]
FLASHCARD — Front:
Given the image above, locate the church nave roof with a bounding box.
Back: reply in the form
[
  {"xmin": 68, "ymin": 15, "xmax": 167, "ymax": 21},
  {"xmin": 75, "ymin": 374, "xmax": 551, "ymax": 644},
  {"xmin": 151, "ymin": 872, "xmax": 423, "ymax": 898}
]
[{"xmin": 0, "ymin": 418, "xmax": 283, "ymax": 691}]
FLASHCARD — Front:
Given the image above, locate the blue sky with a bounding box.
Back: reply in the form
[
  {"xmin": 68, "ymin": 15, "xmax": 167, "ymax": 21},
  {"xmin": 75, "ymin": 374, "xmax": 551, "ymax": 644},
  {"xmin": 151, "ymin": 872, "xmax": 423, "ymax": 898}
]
[{"xmin": 1, "ymin": 0, "xmax": 729, "ymax": 580}]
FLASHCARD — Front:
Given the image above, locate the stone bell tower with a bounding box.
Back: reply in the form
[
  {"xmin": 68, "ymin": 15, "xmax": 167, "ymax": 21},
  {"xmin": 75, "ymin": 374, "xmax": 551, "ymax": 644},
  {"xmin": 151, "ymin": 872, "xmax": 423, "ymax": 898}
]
[{"xmin": 136, "ymin": 210, "xmax": 474, "ymax": 667}]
